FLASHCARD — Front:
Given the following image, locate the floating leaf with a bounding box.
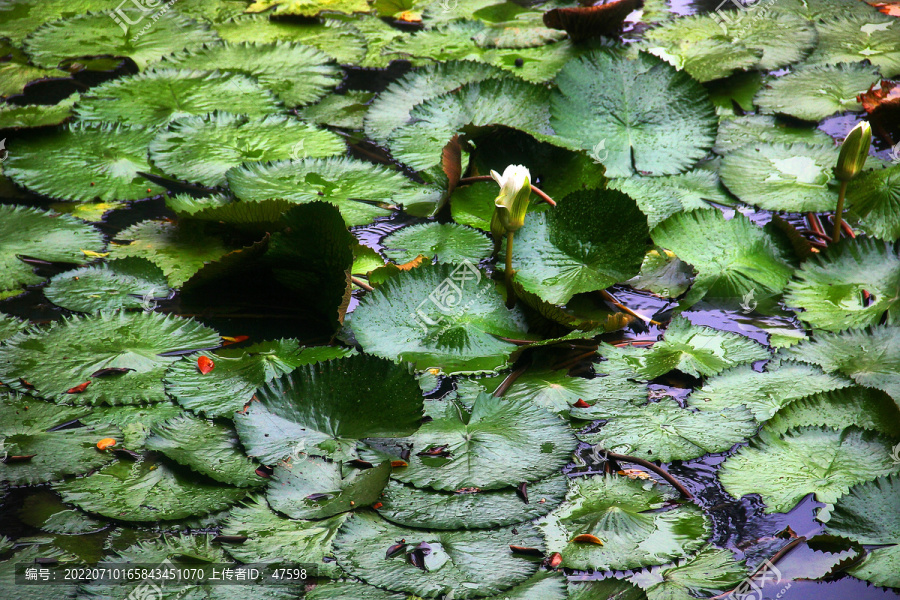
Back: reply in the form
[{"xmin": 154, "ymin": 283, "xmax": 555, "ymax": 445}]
[
  {"xmin": 246, "ymin": 0, "xmax": 371, "ymax": 16},
  {"xmin": 719, "ymin": 426, "xmax": 900, "ymax": 513},
  {"xmin": 628, "ymin": 545, "xmax": 747, "ymax": 600},
  {"xmin": 0, "ymin": 205, "xmax": 104, "ymax": 298},
  {"xmin": 362, "ymin": 393, "xmax": 576, "ymax": 492},
  {"xmin": 19, "ymin": 490, "xmax": 106, "ymax": 535},
  {"xmin": 766, "ymin": 386, "xmax": 900, "ymax": 438},
  {"xmin": 626, "ymin": 248, "xmax": 695, "ymax": 298},
  {"xmin": 755, "ymin": 63, "xmax": 880, "ymax": 122},
  {"xmin": 383, "ymin": 223, "xmax": 492, "ymax": 265},
  {"xmin": 0, "ymin": 95, "xmax": 76, "ymax": 129},
  {"xmin": 333, "ymin": 510, "xmax": 544, "ymax": 598},
  {"xmin": 847, "ymin": 163, "xmax": 900, "ymax": 242},
  {"xmin": 568, "ymin": 579, "xmax": 648, "ymax": 600},
  {"xmin": 165, "ymin": 340, "xmax": 352, "ymax": 417},
  {"xmin": 550, "ymin": 50, "xmax": 717, "ymax": 178},
  {"xmin": 43, "ymin": 257, "xmax": 170, "ymax": 313},
  {"xmin": 806, "ymin": 13, "xmax": 900, "ymax": 78},
  {"xmin": 235, "ymin": 354, "xmax": 423, "ymax": 463},
  {"xmin": 307, "ymin": 581, "xmax": 409, "ymax": 600},
  {"xmin": 0, "ymin": 393, "xmax": 120, "ymax": 485},
  {"xmin": 0, "ymin": 313, "xmax": 26, "ymax": 343},
  {"xmin": 0, "ymin": 0, "xmax": 125, "ymax": 43},
  {"xmin": 148, "ymin": 112, "xmax": 344, "ymax": 187},
  {"xmin": 713, "ymin": 114, "xmax": 833, "ymax": 155},
  {"xmin": 538, "ymin": 475, "xmax": 710, "ymax": 571},
  {"xmin": 151, "ymin": 41, "xmax": 342, "ymax": 107},
  {"xmin": 0, "ymin": 311, "xmax": 219, "ymax": 405}
]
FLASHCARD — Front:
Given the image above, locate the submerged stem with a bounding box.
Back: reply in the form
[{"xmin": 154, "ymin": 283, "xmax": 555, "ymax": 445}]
[{"xmin": 831, "ymin": 180, "xmax": 848, "ymax": 243}]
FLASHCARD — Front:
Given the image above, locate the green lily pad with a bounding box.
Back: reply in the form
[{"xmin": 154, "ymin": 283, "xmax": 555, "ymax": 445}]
[
  {"xmin": 0, "ymin": 544, "xmax": 78, "ymax": 600},
  {"xmin": 825, "ymin": 474, "xmax": 900, "ymax": 588},
  {"xmin": 0, "ymin": 205, "xmax": 104, "ymax": 298},
  {"xmin": 267, "ymin": 457, "xmax": 391, "ymax": 519},
  {"xmin": 165, "ymin": 340, "xmax": 352, "ymax": 417},
  {"xmin": 145, "ymin": 414, "xmax": 263, "ymax": 488},
  {"xmin": 766, "ymin": 386, "xmax": 900, "ymax": 438},
  {"xmin": 148, "ymin": 112, "xmax": 345, "ymax": 187},
  {"xmin": 0, "ymin": 393, "xmax": 120, "ymax": 485},
  {"xmin": 0, "ymin": 0, "xmax": 124, "ymax": 43},
  {"xmin": 307, "ymin": 581, "xmax": 408, "ymax": 600},
  {"xmin": 75, "ymin": 69, "xmax": 282, "ymax": 129},
  {"xmin": 0, "ymin": 95, "xmax": 76, "ymax": 129},
  {"xmin": 19, "ymin": 490, "xmax": 107, "ymax": 535},
  {"xmin": 234, "ymin": 354, "xmax": 423, "ymax": 463},
  {"xmin": 79, "ymin": 401, "xmax": 186, "ymax": 449},
  {"xmin": 24, "ymin": 10, "xmax": 219, "ymax": 70},
  {"xmin": 383, "ymin": 223, "xmax": 492, "ymax": 265},
  {"xmin": 847, "ymin": 164, "xmax": 900, "ymax": 242},
  {"xmin": 333, "ymin": 510, "xmax": 544, "ymax": 598},
  {"xmin": 150, "ymin": 41, "xmax": 341, "ymax": 107},
  {"xmin": 220, "ymin": 496, "xmax": 347, "ymax": 577},
  {"xmin": 568, "ymin": 579, "xmax": 648, "ymax": 600},
  {"xmin": 351, "ymin": 262, "xmax": 531, "ymax": 373},
  {"xmin": 720, "ymin": 142, "xmax": 841, "ymax": 211},
  {"xmin": 626, "ymin": 248, "xmax": 695, "ymax": 298},
  {"xmin": 719, "ymin": 425, "xmax": 900, "ymax": 513},
  {"xmin": 376, "ymin": 474, "xmax": 568, "ymax": 530},
  {"xmin": 511, "ymin": 188, "xmax": 650, "ymax": 305},
  {"xmin": 246, "ymin": 0, "xmax": 371, "ymax": 16},
  {"xmin": 538, "ymin": 475, "xmax": 710, "ymax": 571},
  {"xmin": 107, "ymin": 220, "xmax": 235, "ymax": 287},
  {"xmin": 0, "ymin": 59, "xmax": 67, "ymax": 99},
  {"xmin": 0, "ymin": 311, "xmax": 219, "ymax": 405},
  {"xmin": 783, "ymin": 325, "xmax": 900, "ymax": 404},
  {"xmin": 54, "ymin": 454, "xmax": 248, "ymax": 521},
  {"xmin": 755, "ymin": 63, "xmax": 880, "ymax": 122},
  {"xmin": 784, "ymin": 238, "xmax": 900, "ymax": 331},
  {"xmin": 713, "ymin": 115, "xmax": 834, "ymax": 155},
  {"xmin": 573, "ymin": 397, "xmax": 757, "ymax": 462},
  {"xmin": 0, "ymin": 313, "xmax": 26, "ymax": 343},
  {"xmin": 3, "ymin": 123, "xmax": 166, "ymax": 202},
  {"xmin": 651, "ymin": 209, "xmax": 794, "ymax": 307},
  {"xmin": 806, "ymin": 13, "xmax": 900, "ymax": 78},
  {"xmin": 300, "ymin": 90, "xmax": 374, "ymax": 129},
  {"xmin": 600, "ymin": 316, "xmax": 770, "ymax": 379},
  {"xmin": 550, "ymin": 50, "xmax": 717, "ymax": 178},
  {"xmin": 362, "ymin": 393, "xmax": 576, "ymax": 492},
  {"xmin": 43, "ymin": 257, "xmax": 170, "ymax": 313},
  {"xmin": 686, "ymin": 360, "xmax": 853, "ymax": 421},
  {"xmin": 628, "ymin": 545, "xmax": 747, "ymax": 600}
]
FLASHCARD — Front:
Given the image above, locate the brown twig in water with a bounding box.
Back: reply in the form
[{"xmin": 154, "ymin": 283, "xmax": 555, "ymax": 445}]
[
  {"xmin": 493, "ymin": 365, "xmax": 529, "ymax": 397},
  {"xmin": 598, "ymin": 289, "xmax": 661, "ymax": 325},
  {"xmin": 351, "ymin": 276, "xmax": 374, "ymax": 292},
  {"xmin": 711, "ymin": 536, "xmax": 807, "ymax": 600},
  {"xmin": 603, "ymin": 451, "xmax": 694, "ymax": 499}
]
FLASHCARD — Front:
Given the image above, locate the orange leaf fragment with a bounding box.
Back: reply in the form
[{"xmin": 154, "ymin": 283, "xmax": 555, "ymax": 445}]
[
  {"xmin": 66, "ymin": 381, "xmax": 91, "ymax": 394},
  {"xmin": 372, "ymin": 502, "xmax": 383, "ymax": 510},
  {"xmin": 96, "ymin": 438, "xmax": 116, "ymax": 451},
  {"xmin": 548, "ymin": 552, "xmax": 563, "ymax": 568},
  {"xmin": 390, "ymin": 460, "xmax": 409, "ymax": 468},
  {"xmin": 573, "ymin": 399, "xmax": 591, "ymax": 408},
  {"xmin": 571, "ymin": 534, "xmax": 604, "ymax": 545},
  {"xmin": 197, "ymin": 356, "xmax": 215, "ymax": 374},
  {"xmin": 221, "ymin": 335, "xmax": 249, "ymax": 346}
]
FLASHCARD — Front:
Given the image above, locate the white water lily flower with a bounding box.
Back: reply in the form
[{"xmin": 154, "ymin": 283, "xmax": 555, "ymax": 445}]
[{"xmin": 490, "ymin": 164, "xmax": 532, "ymax": 234}]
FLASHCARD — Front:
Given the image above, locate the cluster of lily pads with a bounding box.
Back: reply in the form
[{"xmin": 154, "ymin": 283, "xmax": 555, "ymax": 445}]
[{"xmin": 1, "ymin": 0, "xmax": 900, "ymax": 598}]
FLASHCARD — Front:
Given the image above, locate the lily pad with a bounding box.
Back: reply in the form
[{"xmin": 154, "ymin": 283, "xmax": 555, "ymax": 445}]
[
  {"xmin": 0, "ymin": 96, "xmax": 76, "ymax": 129},
  {"xmin": 351, "ymin": 262, "xmax": 531, "ymax": 373},
  {"xmin": 150, "ymin": 41, "xmax": 342, "ymax": 107},
  {"xmin": 550, "ymin": 50, "xmax": 717, "ymax": 178},
  {"xmin": 234, "ymin": 354, "xmax": 423, "ymax": 463},
  {"xmin": 713, "ymin": 115, "xmax": 834, "ymax": 155},
  {"xmin": 847, "ymin": 164, "xmax": 900, "ymax": 242},
  {"xmin": 718, "ymin": 425, "xmax": 900, "ymax": 513},
  {"xmin": 511, "ymin": 188, "xmax": 650, "ymax": 305},
  {"xmin": 766, "ymin": 386, "xmax": 900, "ymax": 438},
  {"xmin": 3, "ymin": 123, "xmax": 166, "ymax": 202},
  {"xmin": 333, "ymin": 510, "xmax": 544, "ymax": 598},
  {"xmin": 376, "ymin": 474, "xmax": 568, "ymax": 530},
  {"xmin": 0, "ymin": 311, "xmax": 219, "ymax": 405},
  {"xmin": 651, "ymin": 209, "xmax": 794, "ymax": 307},
  {"xmin": 19, "ymin": 490, "xmax": 107, "ymax": 535},
  {"xmin": 246, "ymin": 0, "xmax": 371, "ymax": 16},
  {"xmin": 165, "ymin": 340, "xmax": 353, "ymax": 417},
  {"xmin": 538, "ymin": 475, "xmax": 710, "ymax": 571},
  {"xmin": 0, "ymin": 205, "xmax": 104, "ymax": 299},
  {"xmin": 267, "ymin": 457, "xmax": 391, "ymax": 519},
  {"xmin": 0, "ymin": 0, "xmax": 125, "ymax": 44},
  {"xmin": 148, "ymin": 112, "xmax": 345, "ymax": 187},
  {"xmin": 382, "ymin": 223, "xmax": 492, "ymax": 265},
  {"xmin": 0, "ymin": 313, "xmax": 25, "ymax": 343},
  {"xmin": 755, "ymin": 63, "xmax": 880, "ymax": 122},
  {"xmin": 628, "ymin": 545, "xmax": 747, "ymax": 600},
  {"xmin": 363, "ymin": 393, "xmax": 576, "ymax": 492},
  {"xmin": 75, "ymin": 69, "xmax": 282, "ymax": 129},
  {"xmin": 0, "ymin": 393, "xmax": 120, "ymax": 485},
  {"xmin": 43, "ymin": 257, "xmax": 170, "ymax": 313},
  {"xmin": 806, "ymin": 13, "xmax": 900, "ymax": 78},
  {"xmin": 54, "ymin": 454, "xmax": 248, "ymax": 521}
]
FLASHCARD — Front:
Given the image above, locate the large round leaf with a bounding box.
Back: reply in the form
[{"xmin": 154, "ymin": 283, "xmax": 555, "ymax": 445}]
[
  {"xmin": 333, "ymin": 510, "xmax": 544, "ymax": 598},
  {"xmin": 351, "ymin": 263, "xmax": 531, "ymax": 373},
  {"xmin": 718, "ymin": 426, "xmax": 900, "ymax": 513},
  {"xmin": 0, "ymin": 311, "xmax": 219, "ymax": 405},
  {"xmin": 0, "ymin": 0, "xmax": 125, "ymax": 43},
  {"xmin": 165, "ymin": 340, "xmax": 352, "ymax": 417},
  {"xmin": 0, "ymin": 205, "xmax": 104, "ymax": 299},
  {"xmin": 54, "ymin": 455, "xmax": 247, "ymax": 521},
  {"xmin": 784, "ymin": 238, "xmax": 900, "ymax": 331},
  {"xmin": 75, "ymin": 69, "xmax": 282, "ymax": 129},
  {"xmin": 847, "ymin": 164, "xmax": 900, "ymax": 242},
  {"xmin": 511, "ymin": 188, "xmax": 650, "ymax": 305},
  {"xmin": 754, "ymin": 63, "xmax": 879, "ymax": 122},
  {"xmin": 720, "ymin": 142, "xmax": 841, "ymax": 212},
  {"xmin": 24, "ymin": 10, "xmax": 219, "ymax": 69},
  {"xmin": 382, "ymin": 223, "xmax": 492, "ymax": 265},
  {"xmin": 713, "ymin": 114, "xmax": 833, "ymax": 155},
  {"xmin": 651, "ymin": 209, "xmax": 793, "ymax": 307},
  {"xmin": 234, "ymin": 354, "xmax": 423, "ymax": 463},
  {"xmin": 4, "ymin": 123, "xmax": 167, "ymax": 202},
  {"xmin": 376, "ymin": 474, "xmax": 568, "ymax": 530},
  {"xmin": 246, "ymin": 0, "xmax": 370, "ymax": 16},
  {"xmin": 805, "ymin": 13, "xmax": 900, "ymax": 77},
  {"xmin": 766, "ymin": 386, "xmax": 900, "ymax": 438},
  {"xmin": 363, "ymin": 393, "xmax": 576, "ymax": 492},
  {"xmin": 149, "ymin": 112, "xmax": 345, "ymax": 187},
  {"xmin": 550, "ymin": 50, "xmax": 717, "ymax": 177},
  {"xmin": 0, "ymin": 393, "xmax": 120, "ymax": 485},
  {"xmin": 628, "ymin": 545, "xmax": 748, "ymax": 600},
  {"xmin": 43, "ymin": 257, "xmax": 170, "ymax": 313},
  {"xmin": 538, "ymin": 475, "xmax": 710, "ymax": 571},
  {"xmin": 150, "ymin": 41, "xmax": 341, "ymax": 107}
]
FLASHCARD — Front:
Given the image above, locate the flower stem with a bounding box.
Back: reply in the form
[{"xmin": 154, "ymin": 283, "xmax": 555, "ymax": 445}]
[
  {"xmin": 832, "ymin": 180, "xmax": 848, "ymax": 243},
  {"xmin": 505, "ymin": 231, "xmax": 516, "ymax": 309}
]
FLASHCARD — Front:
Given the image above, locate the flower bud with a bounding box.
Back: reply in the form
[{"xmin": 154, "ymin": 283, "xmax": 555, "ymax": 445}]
[
  {"xmin": 834, "ymin": 121, "xmax": 872, "ymax": 182},
  {"xmin": 490, "ymin": 165, "xmax": 532, "ymax": 234}
]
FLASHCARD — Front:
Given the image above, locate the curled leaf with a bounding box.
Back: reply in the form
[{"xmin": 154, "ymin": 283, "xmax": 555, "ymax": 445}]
[
  {"xmin": 66, "ymin": 381, "xmax": 91, "ymax": 394},
  {"xmin": 570, "ymin": 533, "xmax": 604, "ymax": 545},
  {"xmin": 96, "ymin": 438, "xmax": 116, "ymax": 451}
]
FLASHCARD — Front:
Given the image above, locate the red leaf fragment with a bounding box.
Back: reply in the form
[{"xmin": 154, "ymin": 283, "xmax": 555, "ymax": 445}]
[
  {"xmin": 857, "ymin": 79, "xmax": 900, "ymax": 146},
  {"xmin": 221, "ymin": 335, "xmax": 249, "ymax": 346},
  {"xmin": 66, "ymin": 381, "xmax": 91, "ymax": 394},
  {"xmin": 385, "ymin": 540, "xmax": 407, "ymax": 559},
  {"xmin": 571, "ymin": 533, "xmax": 604, "ymax": 545},
  {"xmin": 548, "ymin": 552, "xmax": 563, "ymax": 569},
  {"xmin": 390, "ymin": 460, "xmax": 409, "ymax": 468},
  {"xmin": 197, "ymin": 356, "xmax": 215, "ymax": 374},
  {"xmin": 373, "ymin": 502, "xmax": 383, "ymax": 510},
  {"xmin": 573, "ymin": 398, "xmax": 591, "ymax": 408}
]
